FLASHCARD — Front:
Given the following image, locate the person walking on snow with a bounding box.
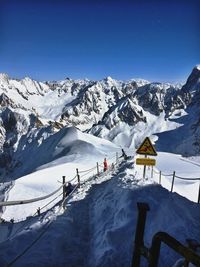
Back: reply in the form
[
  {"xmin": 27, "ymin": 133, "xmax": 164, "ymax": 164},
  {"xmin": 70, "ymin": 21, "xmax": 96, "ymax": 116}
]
[
  {"xmin": 103, "ymin": 158, "xmax": 108, "ymax": 172},
  {"xmin": 65, "ymin": 182, "xmax": 73, "ymax": 197}
]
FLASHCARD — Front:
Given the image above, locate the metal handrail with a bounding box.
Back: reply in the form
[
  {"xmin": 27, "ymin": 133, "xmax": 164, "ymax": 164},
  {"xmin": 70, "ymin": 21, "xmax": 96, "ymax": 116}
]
[
  {"xmin": 149, "ymin": 231, "xmax": 200, "ymax": 267},
  {"xmin": 131, "ymin": 202, "xmax": 200, "ymax": 267}
]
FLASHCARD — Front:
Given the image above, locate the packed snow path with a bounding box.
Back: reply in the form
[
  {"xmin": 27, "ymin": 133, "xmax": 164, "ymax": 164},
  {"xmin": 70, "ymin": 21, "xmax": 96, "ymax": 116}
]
[{"xmin": 0, "ymin": 160, "xmax": 200, "ymax": 267}]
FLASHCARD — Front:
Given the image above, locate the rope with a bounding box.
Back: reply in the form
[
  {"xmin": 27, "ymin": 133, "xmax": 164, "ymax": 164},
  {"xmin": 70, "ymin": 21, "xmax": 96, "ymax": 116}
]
[
  {"xmin": 1, "ymin": 177, "xmax": 77, "ymax": 242},
  {"xmin": 2, "ymin": 157, "xmax": 122, "ymax": 246},
  {"xmin": 153, "ymin": 169, "xmax": 160, "ymax": 174},
  {"xmin": 78, "ymin": 166, "xmax": 96, "ymax": 173},
  {"xmin": 174, "ymin": 175, "xmax": 200, "ymax": 181},
  {"xmin": 7, "ymin": 220, "xmax": 52, "ymax": 267},
  {"xmin": 67, "ymin": 175, "xmax": 77, "ymax": 183},
  {"xmin": 80, "ymin": 168, "xmax": 97, "ymax": 178},
  {"xmin": 0, "ymin": 174, "xmax": 78, "ymax": 207},
  {"xmin": 0, "ymin": 184, "xmax": 63, "ymax": 207},
  {"xmin": 39, "ymin": 191, "xmax": 63, "ymax": 212},
  {"xmin": 162, "ymin": 173, "xmax": 173, "ymax": 177},
  {"xmin": 153, "ymin": 169, "xmax": 200, "ymax": 180},
  {"xmin": 3, "ymin": 191, "xmax": 63, "ymax": 243},
  {"xmin": 7, "ymin": 181, "xmax": 80, "ymax": 266}
]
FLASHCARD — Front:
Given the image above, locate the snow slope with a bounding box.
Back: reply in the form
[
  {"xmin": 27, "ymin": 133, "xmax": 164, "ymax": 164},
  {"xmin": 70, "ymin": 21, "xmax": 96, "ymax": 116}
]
[
  {"xmin": 0, "ymin": 158, "xmax": 199, "ymax": 267},
  {"xmin": 1, "ymin": 127, "xmax": 121, "ymax": 221},
  {"xmin": 136, "ymin": 152, "xmax": 200, "ymax": 203}
]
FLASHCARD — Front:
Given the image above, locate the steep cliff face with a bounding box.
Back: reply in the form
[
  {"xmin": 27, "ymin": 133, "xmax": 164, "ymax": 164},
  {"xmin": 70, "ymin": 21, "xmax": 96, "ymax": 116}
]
[{"xmin": 182, "ymin": 66, "xmax": 200, "ymax": 94}]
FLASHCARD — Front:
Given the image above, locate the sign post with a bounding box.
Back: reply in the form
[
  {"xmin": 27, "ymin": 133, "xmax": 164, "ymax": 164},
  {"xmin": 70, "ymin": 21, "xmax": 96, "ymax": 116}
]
[{"xmin": 136, "ymin": 137, "xmax": 157, "ymax": 179}]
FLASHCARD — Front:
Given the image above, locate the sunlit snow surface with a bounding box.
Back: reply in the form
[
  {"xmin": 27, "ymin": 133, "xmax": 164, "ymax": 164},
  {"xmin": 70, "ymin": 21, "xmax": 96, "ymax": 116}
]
[
  {"xmin": 0, "ymin": 131, "xmax": 200, "ymax": 267},
  {"xmin": 0, "ymin": 155, "xmax": 200, "ymax": 267}
]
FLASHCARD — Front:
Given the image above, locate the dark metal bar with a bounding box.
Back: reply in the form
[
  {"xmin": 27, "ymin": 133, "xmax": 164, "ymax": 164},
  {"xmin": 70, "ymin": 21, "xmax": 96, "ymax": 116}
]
[
  {"xmin": 149, "ymin": 232, "xmax": 200, "ymax": 267},
  {"xmin": 62, "ymin": 176, "xmax": 66, "ymax": 200},
  {"xmin": 76, "ymin": 168, "xmax": 80, "ymax": 187},
  {"xmin": 97, "ymin": 162, "xmax": 100, "ymax": 176},
  {"xmin": 171, "ymin": 171, "xmax": 176, "ymax": 192},
  {"xmin": 198, "ymin": 182, "xmax": 200, "ymax": 204},
  {"xmin": 143, "ymin": 155, "xmax": 147, "ymax": 179},
  {"xmin": 151, "ymin": 166, "xmax": 153, "ymax": 179},
  {"xmin": 131, "ymin": 202, "xmax": 150, "ymax": 267},
  {"xmin": 159, "ymin": 171, "xmax": 161, "ymax": 185}
]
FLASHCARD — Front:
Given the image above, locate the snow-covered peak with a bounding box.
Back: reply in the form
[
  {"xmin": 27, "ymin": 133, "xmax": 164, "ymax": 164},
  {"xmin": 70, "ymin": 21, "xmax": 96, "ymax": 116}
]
[
  {"xmin": 195, "ymin": 65, "xmax": 200, "ymax": 71},
  {"xmin": 104, "ymin": 76, "xmax": 114, "ymax": 81},
  {"xmin": 129, "ymin": 78, "xmax": 150, "ymax": 87},
  {"xmin": 0, "ymin": 73, "xmax": 9, "ymax": 84}
]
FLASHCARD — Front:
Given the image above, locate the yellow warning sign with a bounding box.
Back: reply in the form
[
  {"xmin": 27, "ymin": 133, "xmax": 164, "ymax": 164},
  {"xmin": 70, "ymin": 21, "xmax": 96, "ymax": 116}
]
[
  {"xmin": 136, "ymin": 137, "xmax": 157, "ymax": 156},
  {"xmin": 136, "ymin": 158, "xmax": 156, "ymax": 166}
]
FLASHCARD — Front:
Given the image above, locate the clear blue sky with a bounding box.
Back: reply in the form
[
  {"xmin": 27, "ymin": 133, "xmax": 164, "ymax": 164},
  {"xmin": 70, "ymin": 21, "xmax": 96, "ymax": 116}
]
[{"xmin": 0, "ymin": 0, "xmax": 199, "ymax": 82}]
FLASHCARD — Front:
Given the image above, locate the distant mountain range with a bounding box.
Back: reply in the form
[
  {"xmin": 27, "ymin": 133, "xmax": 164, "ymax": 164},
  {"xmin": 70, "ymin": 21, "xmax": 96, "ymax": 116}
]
[{"xmin": 0, "ymin": 66, "xmax": 200, "ymax": 180}]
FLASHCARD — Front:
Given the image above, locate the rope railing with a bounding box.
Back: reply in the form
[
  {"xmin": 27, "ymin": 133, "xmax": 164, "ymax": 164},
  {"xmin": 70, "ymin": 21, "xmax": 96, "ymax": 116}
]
[
  {"xmin": 78, "ymin": 166, "xmax": 97, "ymax": 173},
  {"xmin": 0, "ymin": 152, "xmax": 122, "ymax": 219},
  {"xmin": 7, "ymin": 188, "xmax": 74, "ymax": 267},
  {"xmin": 2, "ymin": 152, "xmax": 124, "ymax": 267},
  {"xmin": 0, "ymin": 184, "xmax": 64, "ymax": 207},
  {"xmin": 162, "ymin": 172, "xmax": 173, "ymax": 177},
  {"xmin": 153, "ymin": 169, "xmax": 160, "ymax": 175},
  {"xmin": 174, "ymin": 175, "xmax": 200, "ymax": 181},
  {"xmin": 151, "ymin": 167, "xmax": 200, "ymax": 203},
  {"xmin": 2, "ymin": 179, "xmax": 78, "ymax": 244}
]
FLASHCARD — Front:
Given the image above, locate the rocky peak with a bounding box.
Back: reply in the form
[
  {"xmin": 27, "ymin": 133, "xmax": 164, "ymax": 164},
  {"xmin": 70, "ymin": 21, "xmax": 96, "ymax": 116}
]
[{"xmin": 182, "ymin": 66, "xmax": 200, "ymax": 94}]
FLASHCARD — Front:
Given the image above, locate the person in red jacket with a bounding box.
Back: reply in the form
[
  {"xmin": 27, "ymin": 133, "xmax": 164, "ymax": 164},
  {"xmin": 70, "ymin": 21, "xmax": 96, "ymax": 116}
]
[{"xmin": 103, "ymin": 158, "xmax": 108, "ymax": 172}]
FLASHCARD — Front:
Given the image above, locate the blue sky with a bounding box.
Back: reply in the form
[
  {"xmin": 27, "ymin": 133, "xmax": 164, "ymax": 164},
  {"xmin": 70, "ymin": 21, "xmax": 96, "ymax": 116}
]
[{"xmin": 0, "ymin": 0, "xmax": 199, "ymax": 82}]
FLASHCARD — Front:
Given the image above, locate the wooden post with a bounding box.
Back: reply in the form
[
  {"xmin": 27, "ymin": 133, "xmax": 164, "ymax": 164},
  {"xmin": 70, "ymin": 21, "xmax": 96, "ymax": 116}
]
[
  {"xmin": 171, "ymin": 171, "xmax": 176, "ymax": 192},
  {"xmin": 62, "ymin": 176, "xmax": 66, "ymax": 200},
  {"xmin": 151, "ymin": 166, "xmax": 153, "ymax": 178},
  {"xmin": 159, "ymin": 171, "xmax": 161, "ymax": 185},
  {"xmin": 198, "ymin": 182, "xmax": 200, "ymax": 204},
  {"xmin": 76, "ymin": 168, "xmax": 80, "ymax": 187},
  {"xmin": 97, "ymin": 162, "xmax": 100, "ymax": 176}
]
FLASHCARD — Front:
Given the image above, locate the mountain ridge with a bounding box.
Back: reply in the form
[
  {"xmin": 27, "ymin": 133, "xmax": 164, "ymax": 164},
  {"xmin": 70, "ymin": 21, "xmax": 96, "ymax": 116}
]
[{"xmin": 0, "ymin": 66, "xmax": 200, "ymax": 180}]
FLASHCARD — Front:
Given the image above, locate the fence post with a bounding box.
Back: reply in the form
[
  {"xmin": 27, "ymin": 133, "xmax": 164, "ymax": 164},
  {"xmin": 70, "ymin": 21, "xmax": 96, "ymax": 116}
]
[
  {"xmin": 97, "ymin": 162, "xmax": 100, "ymax": 176},
  {"xmin": 116, "ymin": 152, "xmax": 118, "ymax": 164},
  {"xmin": 198, "ymin": 182, "xmax": 200, "ymax": 204},
  {"xmin": 171, "ymin": 171, "xmax": 176, "ymax": 192},
  {"xmin": 131, "ymin": 202, "xmax": 150, "ymax": 267},
  {"xmin": 159, "ymin": 171, "xmax": 161, "ymax": 185},
  {"xmin": 76, "ymin": 168, "xmax": 80, "ymax": 187},
  {"xmin": 62, "ymin": 176, "xmax": 66, "ymax": 200},
  {"xmin": 151, "ymin": 166, "xmax": 153, "ymax": 178},
  {"xmin": 37, "ymin": 207, "xmax": 41, "ymax": 216}
]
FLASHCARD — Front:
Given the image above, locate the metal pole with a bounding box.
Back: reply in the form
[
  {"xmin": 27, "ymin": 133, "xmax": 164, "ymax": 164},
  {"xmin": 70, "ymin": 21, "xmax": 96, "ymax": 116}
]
[
  {"xmin": 131, "ymin": 202, "xmax": 150, "ymax": 267},
  {"xmin": 143, "ymin": 155, "xmax": 147, "ymax": 180},
  {"xmin": 62, "ymin": 176, "xmax": 66, "ymax": 200},
  {"xmin": 171, "ymin": 171, "xmax": 176, "ymax": 192},
  {"xmin": 76, "ymin": 168, "xmax": 80, "ymax": 187},
  {"xmin": 159, "ymin": 171, "xmax": 161, "ymax": 185},
  {"xmin": 149, "ymin": 232, "xmax": 200, "ymax": 267},
  {"xmin": 97, "ymin": 162, "xmax": 100, "ymax": 176},
  {"xmin": 151, "ymin": 166, "xmax": 153, "ymax": 178},
  {"xmin": 116, "ymin": 152, "xmax": 118, "ymax": 164},
  {"xmin": 198, "ymin": 181, "xmax": 200, "ymax": 204}
]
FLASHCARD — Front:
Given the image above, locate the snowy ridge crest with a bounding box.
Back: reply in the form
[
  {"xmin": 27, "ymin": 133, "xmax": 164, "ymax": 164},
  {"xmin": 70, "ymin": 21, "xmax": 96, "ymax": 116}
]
[{"xmin": 1, "ymin": 66, "xmax": 200, "ymax": 179}]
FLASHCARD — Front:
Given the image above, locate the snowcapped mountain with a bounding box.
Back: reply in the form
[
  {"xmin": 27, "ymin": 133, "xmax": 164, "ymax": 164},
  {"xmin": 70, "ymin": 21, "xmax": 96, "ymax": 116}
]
[
  {"xmin": 1, "ymin": 66, "xmax": 200, "ymax": 180},
  {"xmin": 1, "ymin": 68, "xmax": 200, "ymax": 267}
]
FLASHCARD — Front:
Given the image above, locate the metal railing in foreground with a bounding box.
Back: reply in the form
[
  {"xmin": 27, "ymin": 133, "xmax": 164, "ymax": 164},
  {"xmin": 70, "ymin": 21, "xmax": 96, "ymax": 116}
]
[{"xmin": 131, "ymin": 202, "xmax": 200, "ymax": 267}]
